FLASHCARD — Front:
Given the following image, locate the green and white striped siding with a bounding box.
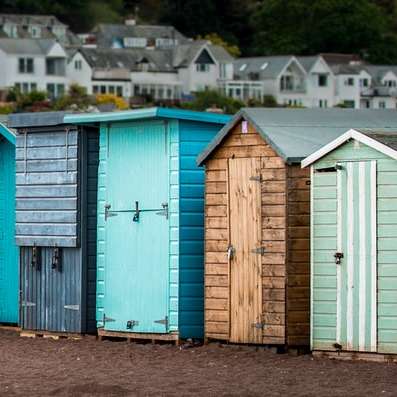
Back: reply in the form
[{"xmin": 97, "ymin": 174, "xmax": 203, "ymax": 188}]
[{"xmin": 312, "ymin": 140, "xmax": 397, "ymax": 353}]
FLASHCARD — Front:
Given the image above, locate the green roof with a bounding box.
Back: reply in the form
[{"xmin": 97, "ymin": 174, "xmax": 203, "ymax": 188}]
[{"xmin": 197, "ymin": 108, "xmax": 397, "ymax": 165}]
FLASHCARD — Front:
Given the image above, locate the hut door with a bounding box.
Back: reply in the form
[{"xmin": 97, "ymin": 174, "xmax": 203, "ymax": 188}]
[
  {"xmin": 337, "ymin": 161, "xmax": 377, "ymax": 352},
  {"xmin": 228, "ymin": 158, "xmax": 262, "ymax": 343},
  {"xmin": 103, "ymin": 122, "xmax": 169, "ymax": 333}
]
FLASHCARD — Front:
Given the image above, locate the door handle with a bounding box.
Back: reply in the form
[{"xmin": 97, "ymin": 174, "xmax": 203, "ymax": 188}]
[
  {"xmin": 334, "ymin": 252, "xmax": 344, "ymax": 265},
  {"xmin": 227, "ymin": 245, "xmax": 235, "ymax": 261}
]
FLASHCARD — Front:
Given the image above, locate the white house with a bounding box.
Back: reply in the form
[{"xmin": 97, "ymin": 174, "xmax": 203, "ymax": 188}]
[{"xmin": 0, "ymin": 38, "xmax": 69, "ymax": 98}]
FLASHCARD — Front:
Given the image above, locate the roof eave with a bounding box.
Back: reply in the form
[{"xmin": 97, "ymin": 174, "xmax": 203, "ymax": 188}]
[{"xmin": 0, "ymin": 122, "xmax": 16, "ymax": 145}]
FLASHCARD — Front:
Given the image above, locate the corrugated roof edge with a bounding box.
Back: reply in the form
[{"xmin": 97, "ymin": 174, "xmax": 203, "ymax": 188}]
[
  {"xmin": 197, "ymin": 108, "xmax": 293, "ymax": 166},
  {"xmin": 0, "ymin": 122, "xmax": 16, "ymax": 145},
  {"xmin": 8, "ymin": 111, "xmax": 69, "ymax": 128},
  {"xmin": 63, "ymin": 107, "xmax": 231, "ymax": 125}
]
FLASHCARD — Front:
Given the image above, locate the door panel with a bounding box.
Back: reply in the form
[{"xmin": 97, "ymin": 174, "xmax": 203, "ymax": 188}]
[
  {"xmin": 104, "ymin": 122, "xmax": 169, "ymax": 333},
  {"xmin": 229, "ymin": 158, "xmax": 262, "ymax": 343},
  {"xmin": 337, "ymin": 161, "xmax": 377, "ymax": 352}
]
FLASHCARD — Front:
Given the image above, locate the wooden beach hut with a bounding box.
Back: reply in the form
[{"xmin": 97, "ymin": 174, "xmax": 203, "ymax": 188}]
[
  {"xmin": 0, "ymin": 120, "xmax": 18, "ymax": 324},
  {"xmin": 302, "ymin": 128, "xmax": 397, "ymax": 355},
  {"xmin": 8, "ymin": 112, "xmax": 99, "ymax": 334},
  {"xmin": 64, "ymin": 108, "xmax": 230, "ymax": 342},
  {"xmin": 197, "ymin": 108, "xmax": 397, "ymax": 346}
]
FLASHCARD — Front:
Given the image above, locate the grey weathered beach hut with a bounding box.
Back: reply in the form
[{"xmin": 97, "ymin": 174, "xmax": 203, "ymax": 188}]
[{"xmin": 8, "ymin": 112, "xmax": 98, "ymax": 334}]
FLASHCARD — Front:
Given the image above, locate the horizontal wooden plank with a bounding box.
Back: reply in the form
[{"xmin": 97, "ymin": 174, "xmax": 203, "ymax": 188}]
[
  {"xmin": 289, "ymin": 251, "xmax": 310, "ymax": 263},
  {"xmin": 262, "ymin": 253, "xmax": 286, "ymax": 265},
  {"xmin": 206, "ymin": 170, "xmax": 227, "ymax": 182},
  {"xmin": 16, "ymin": 146, "xmax": 77, "ymax": 161},
  {"xmin": 290, "ymin": 239, "xmax": 309, "ymax": 250},
  {"xmin": 263, "ymin": 288, "xmax": 285, "ymax": 302},
  {"xmin": 205, "ymin": 298, "xmax": 228, "ymax": 310},
  {"xmin": 261, "ymin": 241, "xmax": 286, "ymax": 253},
  {"xmin": 206, "ymin": 275, "xmax": 228, "ymax": 287},
  {"xmin": 206, "ymin": 182, "xmax": 227, "ymax": 194},
  {"xmin": 205, "ymin": 321, "xmax": 229, "ymax": 334},
  {"xmin": 206, "ymin": 205, "xmax": 227, "ymax": 217},
  {"xmin": 223, "ymin": 133, "xmax": 265, "ymax": 147},
  {"xmin": 213, "ymin": 145, "xmax": 275, "ymax": 159},
  {"xmin": 206, "ymin": 228, "xmax": 228, "ymax": 241},
  {"xmin": 288, "ymin": 298, "xmax": 309, "ymax": 312},
  {"xmin": 206, "ymin": 193, "xmax": 227, "ymax": 205},
  {"xmin": 288, "ymin": 179, "xmax": 310, "ymax": 190},
  {"xmin": 288, "ymin": 262, "xmax": 310, "ymax": 275},
  {"xmin": 16, "ymin": 210, "xmax": 77, "ymax": 224},
  {"xmin": 16, "ymin": 130, "xmax": 78, "ymax": 148},
  {"xmin": 263, "ymin": 301, "xmax": 285, "ymax": 314},
  {"xmin": 16, "ymin": 223, "xmax": 77, "ymax": 237},
  {"xmin": 263, "ymin": 217, "xmax": 286, "ymax": 229},
  {"xmin": 16, "ymin": 171, "xmax": 77, "ymax": 185},
  {"xmin": 289, "ymin": 226, "xmax": 310, "ymax": 239},
  {"xmin": 262, "ymin": 181, "xmax": 286, "ymax": 193},
  {"xmin": 206, "ymin": 240, "xmax": 228, "ymax": 252},
  {"xmin": 205, "ymin": 310, "xmax": 229, "ymax": 322},
  {"xmin": 262, "ymin": 264, "xmax": 286, "ymax": 277},
  {"xmin": 289, "ymin": 215, "xmax": 310, "ymax": 226},
  {"xmin": 262, "ymin": 169, "xmax": 286, "ymax": 181},
  {"xmin": 206, "ymin": 333, "xmax": 229, "ymax": 340},
  {"xmin": 289, "ymin": 166, "xmax": 309, "ymax": 178},
  {"xmin": 263, "ymin": 324, "xmax": 285, "ymax": 338},
  {"xmin": 288, "ymin": 202, "xmax": 310, "ymax": 215},
  {"xmin": 263, "ymin": 276, "xmax": 285, "ymax": 289},
  {"xmin": 16, "ymin": 198, "xmax": 77, "ymax": 211},
  {"xmin": 288, "ymin": 190, "xmax": 310, "ymax": 202},
  {"xmin": 262, "ymin": 193, "xmax": 286, "ymax": 205},
  {"xmin": 262, "ymin": 229, "xmax": 286, "ymax": 241},
  {"xmin": 262, "ymin": 205, "xmax": 286, "ymax": 217},
  {"xmin": 16, "ymin": 185, "xmax": 77, "ymax": 198},
  {"xmin": 16, "ymin": 236, "xmax": 78, "ymax": 247},
  {"xmin": 261, "ymin": 157, "xmax": 285, "ymax": 169},
  {"xmin": 16, "ymin": 159, "xmax": 78, "ymax": 173},
  {"xmin": 206, "ymin": 252, "xmax": 227, "ymax": 264},
  {"xmin": 288, "ymin": 310, "xmax": 309, "ymax": 324},
  {"xmin": 263, "ymin": 336, "xmax": 285, "ymax": 344},
  {"xmin": 206, "ymin": 217, "xmax": 227, "ymax": 229},
  {"xmin": 206, "ymin": 286, "xmax": 229, "ymax": 299},
  {"xmin": 206, "ymin": 263, "xmax": 228, "ymax": 276},
  {"xmin": 264, "ymin": 313, "xmax": 285, "ymax": 325}
]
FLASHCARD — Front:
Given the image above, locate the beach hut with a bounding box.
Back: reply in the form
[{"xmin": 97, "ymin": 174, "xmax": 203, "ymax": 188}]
[
  {"xmin": 197, "ymin": 108, "xmax": 397, "ymax": 346},
  {"xmin": 302, "ymin": 129, "xmax": 397, "ymax": 355},
  {"xmin": 8, "ymin": 112, "xmax": 99, "ymax": 334},
  {"xmin": 0, "ymin": 120, "xmax": 18, "ymax": 324},
  {"xmin": 64, "ymin": 108, "xmax": 230, "ymax": 341}
]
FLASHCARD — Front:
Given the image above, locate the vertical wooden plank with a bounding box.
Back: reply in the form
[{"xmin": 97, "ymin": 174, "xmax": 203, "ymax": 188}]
[{"xmin": 229, "ymin": 157, "xmax": 262, "ymax": 343}]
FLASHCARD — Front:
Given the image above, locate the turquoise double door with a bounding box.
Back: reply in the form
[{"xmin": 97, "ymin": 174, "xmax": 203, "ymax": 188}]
[
  {"xmin": 103, "ymin": 122, "xmax": 170, "ymax": 333},
  {"xmin": 336, "ymin": 160, "xmax": 377, "ymax": 352},
  {"xmin": 0, "ymin": 140, "xmax": 18, "ymax": 324}
]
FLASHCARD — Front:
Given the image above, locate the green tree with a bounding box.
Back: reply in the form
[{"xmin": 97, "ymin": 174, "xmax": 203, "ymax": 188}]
[{"xmin": 197, "ymin": 33, "xmax": 241, "ymax": 57}]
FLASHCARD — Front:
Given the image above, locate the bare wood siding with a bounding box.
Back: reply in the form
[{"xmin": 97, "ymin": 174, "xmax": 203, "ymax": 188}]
[
  {"xmin": 204, "ymin": 121, "xmax": 288, "ymax": 343},
  {"xmin": 287, "ymin": 165, "xmax": 310, "ymax": 346}
]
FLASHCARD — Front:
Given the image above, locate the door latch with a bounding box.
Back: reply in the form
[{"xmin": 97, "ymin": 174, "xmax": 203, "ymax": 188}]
[
  {"xmin": 31, "ymin": 245, "xmax": 41, "ymax": 271},
  {"xmin": 126, "ymin": 320, "xmax": 139, "ymax": 329},
  {"xmin": 51, "ymin": 247, "xmax": 62, "ymax": 272},
  {"xmin": 251, "ymin": 247, "xmax": 266, "ymax": 255},
  {"xmin": 227, "ymin": 245, "xmax": 235, "ymax": 261},
  {"xmin": 334, "ymin": 252, "xmax": 344, "ymax": 265}
]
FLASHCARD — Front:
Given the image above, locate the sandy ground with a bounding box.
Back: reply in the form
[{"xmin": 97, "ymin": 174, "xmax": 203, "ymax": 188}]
[{"xmin": 0, "ymin": 329, "xmax": 397, "ymax": 396}]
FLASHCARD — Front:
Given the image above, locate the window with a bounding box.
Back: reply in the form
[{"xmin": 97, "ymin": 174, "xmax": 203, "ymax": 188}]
[
  {"xmin": 220, "ymin": 63, "xmax": 227, "ymax": 79},
  {"xmin": 345, "ymin": 78, "xmax": 355, "ymax": 86},
  {"xmin": 57, "ymin": 84, "xmax": 65, "ymax": 97},
  {"xmin": 239, "ymin": 64, "xmax": 247, "ymax": 72},
  {"xmin": 47, "ymin": 83, "xmax": 55, "ymax": 98},
  {"xmin": 100, "ymin": 86, "xmax": 106, "ymax": 94},
  {"xmin": 385, "ymin": 80, "xmax": 397, "ymax": 88},
  {"xmin": 318, "ymin": 74, "xmax": 328, "ymax": 87},
  {"xmin": 379, "ymin": 101, "xmax": 386, "ymax": 109},
  {"xmin": 15, "ymin": 82, "xmax": 37, "ymax": 93},
  {"xmin": 123, "ymin": 37, "xmax": 147, "ymax": 48},
  {"xmin": 360, "ymin": 78, "xmax": 369, "ymax": 87},
  {"xmin": 18, "ymin": 58, "xmax": 34, "ymax": 73},
  {"xmin": 319, "ymin": 99, "xmax": 328, "ymax": 108},
  {"xmin": 29, "ymin": 26, "xmax": 41, "ymax": 38},
  {"xmin": 280, "ymin": 75, "xmax": 293, "ymax": 91},
  {"xmin": 343, "ymin": 100, "xmax": 355, "ymax": 108},
  {"xmin": 31, "ymin": 83, "xmax": 37, "ymax": 92},
  {"xmin": 116, "ymin": 86, "xmax": 123, "ymax": 97},
  {"xmin": 260, "ymin": 62, "xmax": 268, "ymax": 70},
  {"xmin": 93, "ymin": 85, "xmax": 99, "ymax": 94},
  {"xmin": 167, "ymin": 87, "xmax": 173, "ymax": 99},
  {"xmin": 108, "ymin": 86, "xmax": 115, "ymax": 94},
  {"xmin": 74, "ymin": 60, "xmax": 82, "ymax": 70},
  {"xmin": 196, "ymin": 64, "xmax": 210, "ymax": 72}
]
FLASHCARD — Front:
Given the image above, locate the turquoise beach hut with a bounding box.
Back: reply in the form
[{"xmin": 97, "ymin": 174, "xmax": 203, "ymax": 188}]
[
  {"xmin": 64, "ymin": 108, "xmax": 230, "ymax": 341},
  {"xmin": 303, "ymin": 128, "xmax": 397, "ymax": 355},
  {"xmin": 0, "ymin": 120, "xmax": 18, "ymax": 324}
]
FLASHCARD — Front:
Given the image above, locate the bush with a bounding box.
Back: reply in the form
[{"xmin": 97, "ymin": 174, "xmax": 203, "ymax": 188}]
[{"xmin": 96, "ymin": 94, "xmax": 129, "ymax": 110}]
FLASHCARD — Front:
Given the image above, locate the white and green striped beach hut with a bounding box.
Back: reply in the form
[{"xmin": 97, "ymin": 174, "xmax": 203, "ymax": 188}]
[{"xmin": 302, "ymin": 129, "xmax": 397, "ymax": 354}]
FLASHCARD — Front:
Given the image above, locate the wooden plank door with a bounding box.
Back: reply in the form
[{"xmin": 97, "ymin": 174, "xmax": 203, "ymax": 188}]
[
  {"xmin": 229, "ymin": 157, "xmax": 262, "ymax": 343},
  {"xmin": 337, "ymin": 161, "xmax": 377, "ymax": 352},
  {"xmin": 103, "ymin": 121, "xmax": 169, "ymax": 333}
]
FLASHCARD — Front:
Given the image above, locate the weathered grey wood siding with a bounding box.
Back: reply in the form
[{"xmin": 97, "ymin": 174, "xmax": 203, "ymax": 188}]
[{"xmin": 15, "ymin": 127, "xmax": 79, "ymax": 247}]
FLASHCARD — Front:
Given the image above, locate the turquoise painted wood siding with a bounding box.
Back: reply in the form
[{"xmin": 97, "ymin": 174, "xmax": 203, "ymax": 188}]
[
  {"xmin": 312, "ymin": 140, "xmax": 397, "ymax": 353},
  {"xmin": 0, "ymin": 139, "xmax": 18, "ymax": 323},
  {"xmin": 179, "ymin": 120, "xmax": 223, "ymax": 339}
]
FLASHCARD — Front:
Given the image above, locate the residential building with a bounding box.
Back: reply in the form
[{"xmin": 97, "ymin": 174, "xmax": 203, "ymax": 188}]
[
  {"xmin": 0, "ymin": 38, "xmax": 68, "ymax": 98},
  {"xmin": 0, "ymin": 14, "xmax": 80, "ymax": 46}
]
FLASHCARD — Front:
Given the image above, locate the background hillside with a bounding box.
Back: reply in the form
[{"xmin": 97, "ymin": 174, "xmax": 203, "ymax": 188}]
[{"xmin": 2, "ymin": 0, "xmax": 397, "ymax": 63}]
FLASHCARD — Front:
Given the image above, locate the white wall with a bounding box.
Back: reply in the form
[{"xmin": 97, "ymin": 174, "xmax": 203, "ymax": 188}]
[
  {"xmin": 335, "ymin": 74, "xmax": 361, "ymax": 108},
  {"xmin": 67, "ymin": 52, "xmax": 92, "ymax": 93}
]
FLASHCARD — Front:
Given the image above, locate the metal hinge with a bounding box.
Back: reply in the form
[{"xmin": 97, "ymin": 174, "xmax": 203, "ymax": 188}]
[
  {"xmin": 252, "ymin": 322, "xmax": 265, "ymax": 329},
  {"xmin": 249, "ymin": 175, "xmax": 262, "ymax": 182},
  {"xmin": 103, "ymin": 314, "xmax": 115, "ymax": 323},
  {"xmin": 251, "ymin": 247, "xmax": 266, "ymax": 255},
  {"xmin": 154, "ymin": 316, "xmax": 168, "ymax": 328},
  {"xmin": 64, "ymin": 304, "xmax": 80, "ymax": 311},
  {"xmin": 105, "ymin": 204, "xmax": 117, "ymax": 221},
  {"xmin": 22, "ymin": 301, "xmax": 36, "ymax": 307},
  {"xmin": 126, "ymin": 320, "xmax": 139, "ymax": 329}
]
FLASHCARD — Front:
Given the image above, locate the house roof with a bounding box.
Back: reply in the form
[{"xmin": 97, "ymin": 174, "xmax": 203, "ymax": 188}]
[
  {"xmin": 330, "ymin": 64, "xmax": 361, "ymax": 75},
  {"xmin": 8, "ymin": 111, "xmax": 69, "ymax": 128},
  {"xmin": 296, "ymin": 56, "xmax": 320, "ymax": 73},
  {"xmin": 197, "ymin": 108, "xmax": 397, "ymax": 165},
  {"xmin": 0, "ymin": 38, "xmax": 62, "ymax": 55},
  {"xmin": 0, "ymin": 14, "xmax": 66, "ymax": 27},
  {"xmin": 94, "ymin": 23, "xmax": 188, "ymax": 48},
  {"xmin": 302, "ymin": 128, "xmax": 397, "ymax": 167},
  {"xmin": 232, "ymin": 56, "xmax": 301, "ymax": 80},
  {"xmin": 63, "ymin": 107, "xmax": 231, "ymax": 125},
  {"xmin": 320, "ymin": 53, "xmax": 363, "ymax": 65},
  {"xmin": 0, "ymin": 119, "xmax": 16, "ymax": 144}
]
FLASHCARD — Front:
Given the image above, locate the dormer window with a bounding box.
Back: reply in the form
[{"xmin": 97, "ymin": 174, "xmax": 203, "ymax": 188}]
[
  {"xmin": 29, "ymin": 25, "xmax": 41, "ymax": 38},
  {"xmin": 318, "ymin": 74, "xmax": 328, "ymax": 87},
  {"xmin": 260, "ymin": 62, "xmax": 268, "ymax": 70},
  {"xmin": 3, "ymin": 23, "xmax": 18, "ymax": 38},
  {"xmin": 124, "ymin": 37, "xmax": 147, "ymax": 48},
  {"xmin": 51, "ymin": 25, "xmax": 66, "ymax": 39},
  {"xmin": 137, "ymin": 57, "xmax": 150, "ymax": 72},
  {"xmin": 196, "ymin": 64, "xmax": 210, "ymax": 72},
  {"xmin": 239, "ymin": 64, "xmax": 247, "ymax": 71}
]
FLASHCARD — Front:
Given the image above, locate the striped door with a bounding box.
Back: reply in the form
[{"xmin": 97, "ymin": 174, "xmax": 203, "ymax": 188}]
[{"xmin": 337, "ymin": 161, "xmax": 377, "ymax": 352}]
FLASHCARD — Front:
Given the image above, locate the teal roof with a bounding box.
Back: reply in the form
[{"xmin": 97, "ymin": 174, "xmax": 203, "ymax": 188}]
[
  {"xmin": 197, "ymin": 108, "xmax": 397, "ymax": 165},
  {"xmin": 64, "ymin": 107, "xmax": 231, "ymax": 125},
  {"xmin": 0, "ymin": 121, "xmax": 15, "ymax": 145}
]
